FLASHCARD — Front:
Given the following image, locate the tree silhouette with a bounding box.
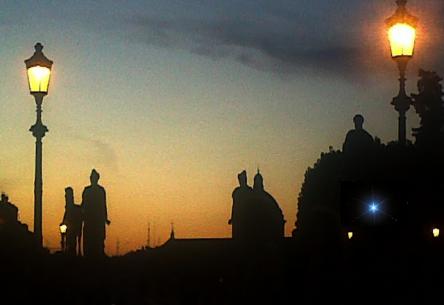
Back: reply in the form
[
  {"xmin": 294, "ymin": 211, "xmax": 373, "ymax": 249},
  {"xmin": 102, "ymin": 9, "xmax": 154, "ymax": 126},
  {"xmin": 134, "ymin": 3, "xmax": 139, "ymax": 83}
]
[
  {"xmin": 295, "ymin": 71, "xmax": 444, "ymax": 248},
  {"xmin": 412, "ymin": 69, "xmax": 444, "ymax": 150}
]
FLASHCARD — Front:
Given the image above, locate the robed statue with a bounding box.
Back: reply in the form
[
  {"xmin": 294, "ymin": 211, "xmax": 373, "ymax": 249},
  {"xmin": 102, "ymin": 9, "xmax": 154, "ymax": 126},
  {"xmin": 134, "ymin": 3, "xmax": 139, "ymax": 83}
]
[
  {"xmin": 229, "ymin": 170, "xmax": 253, "ymax": 240},
  {"xmin": 81, "ymin": 169, "xmax": 110, "ymax": 257},
  {"xmin": 61, "ymin": 187, "xmax": 83, "ymax": 256}
]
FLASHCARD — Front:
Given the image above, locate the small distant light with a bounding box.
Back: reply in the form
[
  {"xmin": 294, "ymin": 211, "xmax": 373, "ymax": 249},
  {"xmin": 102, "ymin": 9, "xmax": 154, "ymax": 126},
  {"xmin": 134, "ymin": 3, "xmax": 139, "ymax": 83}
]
[
  {"xmin": 433, "ymin": 228, "xmax": 440, "ymax": 238},
  {"xmin": 59, "ymin": 224, "xmax": 68, "ymax": 234},
  {"xmin": 369, "ymin": 203, "xmax": 378, "ymax": 213},
  {"xmin": 347, "ymin": 232, "xmax": 353, "ymax": 240}
]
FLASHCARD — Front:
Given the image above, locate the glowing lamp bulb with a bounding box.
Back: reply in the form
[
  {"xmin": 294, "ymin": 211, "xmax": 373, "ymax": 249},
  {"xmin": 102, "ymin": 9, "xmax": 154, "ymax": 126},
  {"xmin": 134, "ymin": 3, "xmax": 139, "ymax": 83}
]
[
  {"xmin": 433, "ymin": 228, "xmax": 440, "ymax": 238},
  {"xmin": 59, "ymin": 224, "xmax": 68, "ymax": 234},
  {"xmin": 388, "ymin": 23, "xmax": 416, "ymax": 58},
  {"xmin": 347, "ymin": 232, "xmax": 353, "ymax": 240},
  {"xmin": 27, "ymin": 66, "xmax": 51, "ymax": 94}
]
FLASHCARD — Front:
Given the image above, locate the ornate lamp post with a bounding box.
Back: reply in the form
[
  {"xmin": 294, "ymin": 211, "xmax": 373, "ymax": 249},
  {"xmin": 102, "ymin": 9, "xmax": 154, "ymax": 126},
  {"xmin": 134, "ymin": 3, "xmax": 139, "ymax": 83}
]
[
  {"xmin": 386, "ymin": 0, "xmax": 418, "ymax": 145},
  {"xmin": 25, "ymin": 43, "xmax": 53, "ymax": 247}
]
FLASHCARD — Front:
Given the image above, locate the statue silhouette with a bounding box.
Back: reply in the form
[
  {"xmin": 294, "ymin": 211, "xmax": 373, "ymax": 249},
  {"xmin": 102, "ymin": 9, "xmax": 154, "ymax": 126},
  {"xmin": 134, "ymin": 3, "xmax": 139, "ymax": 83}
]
[
  {"xmin": 229, "ymin": 170, "xmax": 253, "ymax": 240},
  {"xmin": 342, "ymin": 114, "xmax": 374, "ymax": 154},
  {"xmin": 81, "ymin": 169, "xmax": 110, "ymax": 257},
  {"xmin": 61, "ymin": 187, "xmax": 83, "ymax": 256},
  {"xmin": 252, "ymin": 170, "xmax": 285, "ymax": 242},
  {"xmin": 0, "ymin": 193, "xmax": 18, "ymax": 225}
]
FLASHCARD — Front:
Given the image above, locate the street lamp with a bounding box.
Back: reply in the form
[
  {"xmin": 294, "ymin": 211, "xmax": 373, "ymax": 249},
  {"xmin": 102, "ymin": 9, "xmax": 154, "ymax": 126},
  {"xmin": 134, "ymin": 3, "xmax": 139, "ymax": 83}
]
[
  {"xmin": 433, "ymin": 228, "xmax": 440, "ymax": 238},
  {"xmin": 347, "ymin": 232, "xmax": 354, "ymax": 240},
  {"xmin": 386, "ymin": 0, "xmax": 418, "ymax": 145},
  {"xmin": 59, "ymin": 224, "xmax": 67, "ymax": 252},
  {"xmin": 25, "ymin": 43, "xmax": 53, "ymax": 247}
]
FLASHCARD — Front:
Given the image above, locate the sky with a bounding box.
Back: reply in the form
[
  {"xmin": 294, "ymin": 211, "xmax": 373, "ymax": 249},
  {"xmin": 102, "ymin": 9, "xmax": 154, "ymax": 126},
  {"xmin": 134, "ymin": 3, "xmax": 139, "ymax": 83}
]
[{"xmin": 0, "ymin": 0, "xmax": 443, "ymax": 254}]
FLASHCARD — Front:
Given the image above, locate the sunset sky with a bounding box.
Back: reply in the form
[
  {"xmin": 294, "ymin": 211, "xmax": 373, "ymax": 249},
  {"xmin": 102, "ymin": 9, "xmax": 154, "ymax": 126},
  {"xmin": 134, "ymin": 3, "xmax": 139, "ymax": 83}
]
[{"xmin": 1, "ymin": 0, "xmax": 443, "ymax": 254}]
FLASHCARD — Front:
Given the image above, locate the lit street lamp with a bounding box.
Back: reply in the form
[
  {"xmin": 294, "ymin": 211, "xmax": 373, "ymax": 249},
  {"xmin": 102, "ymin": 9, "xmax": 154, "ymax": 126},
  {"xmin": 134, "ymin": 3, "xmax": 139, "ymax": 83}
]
[
  {"xmin": 347, "ymin": 232, "xmax": 354, "ymax": 240},
  {"xmin": 433, "ymin": 228, "xmax": 440, "ymax": 238},
  {"xmin": 25, "ymin": 43, "xmax": 53, "ymax": 247},
  {"xmin": 386, "ymin": 0, "xmax": 418, "ymax": 145},
  {"xmin": 59, "ymin": 224, "xmax": 67, "ymax": 252}
]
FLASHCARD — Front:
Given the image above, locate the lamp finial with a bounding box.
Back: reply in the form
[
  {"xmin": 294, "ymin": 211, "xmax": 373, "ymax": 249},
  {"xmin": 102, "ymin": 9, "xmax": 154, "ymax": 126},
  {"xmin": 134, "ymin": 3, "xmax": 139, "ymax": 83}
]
[
  {"xmin": 396, "ymin": 0, "xmax": 407, "ymax": 7},
  {"xmin": 35, "ymin": 43, "xmax": 43, "ymax": 52}
]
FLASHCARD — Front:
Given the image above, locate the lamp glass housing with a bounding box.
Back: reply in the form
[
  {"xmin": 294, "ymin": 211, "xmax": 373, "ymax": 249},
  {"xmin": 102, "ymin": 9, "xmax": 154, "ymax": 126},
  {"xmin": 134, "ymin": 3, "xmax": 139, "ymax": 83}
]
[
  {"xmin": 27, "ymin": 66, "xmax": 51, "ymax": 94},
  {"xmin": 347, "ymin": 232, "xmax": 353, "ymax": 240},
  {"xmin": 59, "ymin": 224, "xmax": 68, "ymax": 234},
  {"xmin": 388, "ymin": 23, "xmax": 416, "ymax": 58},
  {"xmin": 433, "ymin": 228, "xmax": 440, "ymax": 238}
]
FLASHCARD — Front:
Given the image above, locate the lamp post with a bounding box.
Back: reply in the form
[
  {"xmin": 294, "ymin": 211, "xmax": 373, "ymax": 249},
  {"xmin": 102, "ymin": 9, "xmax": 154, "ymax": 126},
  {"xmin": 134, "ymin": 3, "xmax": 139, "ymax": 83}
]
[
  {"xmin": 386, "ymin": 0, "xmax": 418, "ymax": 145},
  {"xmin": 25, "ymin": 43, "xmax": 53, "ymax": 247},
  {"xmin": 59, "ymin": 224, "xmax": 67, "ymax": 252}
]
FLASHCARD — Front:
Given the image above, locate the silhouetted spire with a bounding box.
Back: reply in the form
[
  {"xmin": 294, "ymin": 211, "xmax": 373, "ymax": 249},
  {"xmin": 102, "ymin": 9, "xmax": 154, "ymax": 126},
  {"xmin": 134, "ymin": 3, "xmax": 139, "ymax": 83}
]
[
  {"xmin": 253, "ymin": 169, "xmax": 264, "ymax": 191},
  {"xmin": 170, "ymin": 222, "xmax": 175, "ymax": 240},
  {"xmin": 147, "ymin": 221, "xmax": 151, "ymax": 248}
]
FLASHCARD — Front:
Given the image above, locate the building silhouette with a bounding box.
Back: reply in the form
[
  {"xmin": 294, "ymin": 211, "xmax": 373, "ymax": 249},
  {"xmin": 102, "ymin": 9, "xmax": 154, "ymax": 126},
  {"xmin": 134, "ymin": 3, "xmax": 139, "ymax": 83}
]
[
  {"xmin": 0, "ymin": 193, "xmax": 41, "ymax": 256},
  {"xmin": 229, "ymin": 170, "xmax": 285, "ymax": 244}
]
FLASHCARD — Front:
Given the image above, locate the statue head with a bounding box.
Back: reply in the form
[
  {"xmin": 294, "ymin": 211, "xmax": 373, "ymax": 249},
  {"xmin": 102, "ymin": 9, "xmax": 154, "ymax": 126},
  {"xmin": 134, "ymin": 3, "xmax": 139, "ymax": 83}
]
[
  {"xmin": 65, "ymin": 187, "xmax": 74, "ymax": 206},
  {"xmin": 90, "ymin": 169, "xmax": 100, "ymax": 185},
  {"xmin": 237, "ymin": 170, "xmax": 247, "ymax": 187},
  {"xmin": 1, "ymin": 192, "xmax": 7, "ymax": 203},
  {"xmin": 353, "ymin": 114, "xmax": 364, "ymax": 130},
  {"xmin": 253, "ymin": 169, "xmax": 264, "ymax": 191}
]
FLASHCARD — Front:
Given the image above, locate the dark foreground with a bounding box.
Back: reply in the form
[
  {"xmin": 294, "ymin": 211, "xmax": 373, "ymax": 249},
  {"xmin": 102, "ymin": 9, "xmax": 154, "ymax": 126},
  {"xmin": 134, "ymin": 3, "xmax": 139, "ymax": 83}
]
[{"xmin": 1, "ymin": 235, "xmax": 443, "ymax": 305}]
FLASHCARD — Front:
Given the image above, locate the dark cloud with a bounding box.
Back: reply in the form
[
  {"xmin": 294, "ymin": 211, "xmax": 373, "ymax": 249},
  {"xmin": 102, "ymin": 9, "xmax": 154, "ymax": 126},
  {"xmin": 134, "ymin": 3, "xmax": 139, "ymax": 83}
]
[
  {"xmin": 125, "ymin": 0, "xmax": 444, "ymax": 78},
  {"xmin": 132, "ymin": 13, "xmax": 359, "ymax": 77},
  {"xmin": 66, "ymin": 132, "xmax": 119, "ymax": 171}
]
